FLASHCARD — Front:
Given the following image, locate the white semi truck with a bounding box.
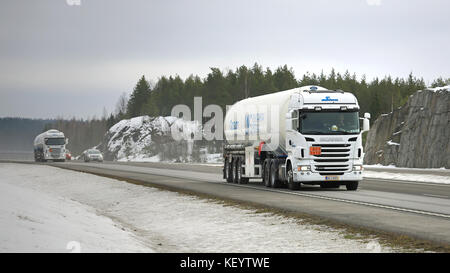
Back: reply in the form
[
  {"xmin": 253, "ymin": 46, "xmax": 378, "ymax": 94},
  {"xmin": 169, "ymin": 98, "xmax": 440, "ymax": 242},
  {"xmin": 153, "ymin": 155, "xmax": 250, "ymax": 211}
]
[
  {"xmin": 33, "ymin": 129, "xmax": 68, "ymax": 162},
  {"xmin": 223, "ymin": 85, "xmax": 370, "ymax": 191}
]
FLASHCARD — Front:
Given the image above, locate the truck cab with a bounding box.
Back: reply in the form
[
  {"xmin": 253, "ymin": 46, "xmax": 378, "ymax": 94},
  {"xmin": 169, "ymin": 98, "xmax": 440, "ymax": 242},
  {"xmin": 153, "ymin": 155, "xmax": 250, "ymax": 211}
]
[{"xmin": 284, "ymin": 86, "xmax": 370, "ymax": 190}]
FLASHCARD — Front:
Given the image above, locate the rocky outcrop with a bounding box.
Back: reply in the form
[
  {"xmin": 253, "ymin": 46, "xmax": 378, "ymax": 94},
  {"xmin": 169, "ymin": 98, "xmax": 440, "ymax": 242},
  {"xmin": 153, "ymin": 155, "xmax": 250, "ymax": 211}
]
[
  {"xmin": 97, "ymin": 116, "xmax": 223, "ymax": 163},
  {"xmin": 364, "ymin": 86, "xmax": 450, "ymax": 168}
]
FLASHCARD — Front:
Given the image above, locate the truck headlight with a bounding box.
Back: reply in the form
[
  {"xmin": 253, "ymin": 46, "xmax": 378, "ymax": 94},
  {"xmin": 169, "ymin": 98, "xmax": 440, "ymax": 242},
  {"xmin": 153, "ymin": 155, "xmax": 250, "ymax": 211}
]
[
  {"xmin": 353, "ymin": 165, "xmax": 363, "ymax": 171},
  {"xmin": 297, "ymin": 165, "xmax": 310, "ymax": 171}
]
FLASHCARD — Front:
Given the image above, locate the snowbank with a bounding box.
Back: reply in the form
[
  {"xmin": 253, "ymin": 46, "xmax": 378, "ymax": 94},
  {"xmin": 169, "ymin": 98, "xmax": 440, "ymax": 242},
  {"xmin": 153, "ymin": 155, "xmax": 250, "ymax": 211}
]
[
  {"xmin": 0, "ymin": 166, "xmax": 151, "ymax": 252},
  {"xmin": 0, "ymin": 163, "xmax": 401, "ymax": 252},
  {"xmin": 363, "ymin": 171, "xmax": 450, "ymax": 184}
]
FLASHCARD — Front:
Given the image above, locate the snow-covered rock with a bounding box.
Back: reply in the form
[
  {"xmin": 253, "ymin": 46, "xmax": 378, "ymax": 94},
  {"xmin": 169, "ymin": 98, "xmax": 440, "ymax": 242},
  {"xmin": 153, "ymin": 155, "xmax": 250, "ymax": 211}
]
[{"xmin": 99, "ymin": 116, "xmax": 223, "ymax": 163}]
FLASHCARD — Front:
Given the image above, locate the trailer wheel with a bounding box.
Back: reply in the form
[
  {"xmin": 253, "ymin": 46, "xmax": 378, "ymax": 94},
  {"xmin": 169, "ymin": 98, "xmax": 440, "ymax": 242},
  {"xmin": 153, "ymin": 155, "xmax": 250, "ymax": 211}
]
[
  {"xmin": 232, "ymin": 158, "xmax": 238, "ymax": 183},
  {"xmin": 224, "ymin": 158, "xmax": 233, "ymax": 183},
  {"xmin": 237, "ymin": 157, "xmax": 249, "ymax": 184},
  {"xmin": 270, "ymin": 159, "xmax": 282, "ymax": 188},
  {"xmin": 263, "ymin": 159, "xmax": 271, "ymax": 187},
  {"xmin": 287, "ymin": 164, "xmax": 300, "ymax": 190},
  {"xmin": 346, "ymin": 181, "xmax": 359, "ymax": 191}
]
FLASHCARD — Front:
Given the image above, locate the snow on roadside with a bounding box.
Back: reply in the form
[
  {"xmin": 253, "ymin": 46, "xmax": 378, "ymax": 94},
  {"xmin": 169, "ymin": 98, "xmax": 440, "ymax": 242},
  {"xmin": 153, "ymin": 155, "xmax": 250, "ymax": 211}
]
[
  {"xmin": 0, "ymin": 163, "xmax": 401, "ymax": 253},
  {"xmin": 363, "ymin": 171, "xmax": 450, "ymax": 184},
  {"xmin": 0, "ymin": 167, "xmax": 151, "ymax": 253},
  {"xmin": 364, "ymin": 164, "xmax": 449, "ymax": 171}
]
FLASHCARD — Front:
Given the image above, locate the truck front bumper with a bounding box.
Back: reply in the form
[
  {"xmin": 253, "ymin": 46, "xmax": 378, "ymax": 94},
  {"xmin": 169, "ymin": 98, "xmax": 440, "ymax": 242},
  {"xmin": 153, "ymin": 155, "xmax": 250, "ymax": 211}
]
[
  {"xmin": 44, "ymin": 154, "xmax": 66, "ymax": 160},
  {"xmin": 293, "ymin": 170, "xmax": 363, "ymax": 184}
]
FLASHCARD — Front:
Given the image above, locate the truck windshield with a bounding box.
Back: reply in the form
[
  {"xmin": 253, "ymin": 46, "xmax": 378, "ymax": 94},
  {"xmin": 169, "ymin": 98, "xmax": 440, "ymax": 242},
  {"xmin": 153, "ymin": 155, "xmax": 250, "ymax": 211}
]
[
  {"xmin": 45, "ymin": 138, "xmax": 65, "ymax": 145},
  {"xmin": 300, "ymin": 111, "xmax": 360, "ymax": 135}
]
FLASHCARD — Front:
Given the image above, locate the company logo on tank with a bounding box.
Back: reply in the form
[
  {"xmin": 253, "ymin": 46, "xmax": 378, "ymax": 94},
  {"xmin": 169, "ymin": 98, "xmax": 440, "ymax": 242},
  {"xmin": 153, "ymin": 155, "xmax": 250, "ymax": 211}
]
[{"xmin": 245, "ymin": 113, "xmax": 264, "ymax": 135}]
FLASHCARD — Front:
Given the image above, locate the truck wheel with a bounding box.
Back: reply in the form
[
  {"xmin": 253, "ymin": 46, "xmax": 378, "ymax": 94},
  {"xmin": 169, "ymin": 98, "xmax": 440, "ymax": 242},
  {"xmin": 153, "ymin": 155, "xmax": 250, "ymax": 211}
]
[
  {"xmin": 346, "ymin": 181, "xmax": 359, "ymax": 191},
  {"xmin": 263, "ymin": 159, "xmax": 271, "ymax": 187},
  {"xmin": 232, "ymin": 158, "xmax": 238, "ymax": 183},
  {"xmin": 237, "ymin": 158, "xmax": 249, "ymax": 184},
  {"xmin": 224, "ymin": 158, "xmax": 233, "ymax": 183},
  {"xmin": 270, "ymin": 159, "xmax": 282, "ymax": 188},
  {"xmin": 287, "ymin": 165, "xmax": 300, "ymax": 190}
]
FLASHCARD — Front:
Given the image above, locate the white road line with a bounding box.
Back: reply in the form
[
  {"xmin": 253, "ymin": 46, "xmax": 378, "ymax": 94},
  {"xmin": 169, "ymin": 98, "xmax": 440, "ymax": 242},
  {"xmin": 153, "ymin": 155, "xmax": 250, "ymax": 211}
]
[
  {"xmin": 363, "ymin": 177, "xmax": 450, "ymax": 187},
  {"xmin": 422, "ymin": 194, "xmax": 450, "ymax": 199}
]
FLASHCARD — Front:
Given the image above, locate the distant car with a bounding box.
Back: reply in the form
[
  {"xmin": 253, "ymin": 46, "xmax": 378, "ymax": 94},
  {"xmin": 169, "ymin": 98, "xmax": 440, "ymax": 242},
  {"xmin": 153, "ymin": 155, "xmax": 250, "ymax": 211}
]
[
  {"xmin": 65, "ymin": 149, "xmax": 72, "ymax": 161},
  {"xmin": 82, "ymin": 149, "xmax": 103, "ymax": 162}
]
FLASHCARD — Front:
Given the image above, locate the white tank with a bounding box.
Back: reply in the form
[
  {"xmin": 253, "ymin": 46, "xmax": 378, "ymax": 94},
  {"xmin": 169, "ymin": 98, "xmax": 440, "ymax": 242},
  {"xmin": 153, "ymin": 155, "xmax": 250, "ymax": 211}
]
[{"xmin": 224, "ymin": 86, "xmax": 329, "ymax": 151}]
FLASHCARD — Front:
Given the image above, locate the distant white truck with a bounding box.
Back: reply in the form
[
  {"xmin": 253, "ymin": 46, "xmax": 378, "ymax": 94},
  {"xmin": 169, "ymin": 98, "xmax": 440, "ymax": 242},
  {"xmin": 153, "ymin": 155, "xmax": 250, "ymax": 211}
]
[
  {"xmin": 33, "ymin": 129, "xmax": 68, "ymax": 162},
  {"xmin": 223, "ymin": 85, "xmax": 370, "ymax": 190}
]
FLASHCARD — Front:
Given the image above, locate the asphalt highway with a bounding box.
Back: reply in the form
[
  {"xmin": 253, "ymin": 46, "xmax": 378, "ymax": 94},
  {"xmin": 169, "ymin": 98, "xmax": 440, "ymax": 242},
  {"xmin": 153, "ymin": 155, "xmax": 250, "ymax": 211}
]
[{"xmin": 40, "ymin": 160, "xmax": 450, "ymax": 246}]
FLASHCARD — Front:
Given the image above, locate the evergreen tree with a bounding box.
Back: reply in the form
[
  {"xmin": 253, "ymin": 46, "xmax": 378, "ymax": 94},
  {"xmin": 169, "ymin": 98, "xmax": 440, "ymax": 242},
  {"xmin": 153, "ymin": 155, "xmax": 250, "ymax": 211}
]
[{"xmin": 127, "ymin": 75, "xmax": 151, "ymax": 117}]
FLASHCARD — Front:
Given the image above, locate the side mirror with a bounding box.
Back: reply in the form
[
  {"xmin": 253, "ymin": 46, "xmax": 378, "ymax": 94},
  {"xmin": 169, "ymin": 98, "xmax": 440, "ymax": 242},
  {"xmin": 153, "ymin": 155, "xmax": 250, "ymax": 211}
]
[
  {"xmin": 65, "ymin": 138, "xmax": 69, "ymax": 145},
  {"xmin": 364, "ymin": 112, "xmax": 371, "ymax": 119},
  {"xmin": 362, "ymin": 118, "xmax": 370, "ymax": 132}
]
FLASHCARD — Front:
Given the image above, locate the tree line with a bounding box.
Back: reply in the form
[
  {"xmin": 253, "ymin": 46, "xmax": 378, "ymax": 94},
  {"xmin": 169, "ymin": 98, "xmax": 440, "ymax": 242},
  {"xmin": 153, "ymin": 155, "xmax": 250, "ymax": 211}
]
[{"xmin": 119, "ymin": 63, "xmax": 449, "ymax": 127}]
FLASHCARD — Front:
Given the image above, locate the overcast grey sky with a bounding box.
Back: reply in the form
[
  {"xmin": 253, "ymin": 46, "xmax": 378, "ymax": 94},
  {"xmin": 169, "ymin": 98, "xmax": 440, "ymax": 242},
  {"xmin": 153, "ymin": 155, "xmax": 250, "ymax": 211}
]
[{"xmin": 0, "ymin": 0, "xmax": 449, "ymax": 119}]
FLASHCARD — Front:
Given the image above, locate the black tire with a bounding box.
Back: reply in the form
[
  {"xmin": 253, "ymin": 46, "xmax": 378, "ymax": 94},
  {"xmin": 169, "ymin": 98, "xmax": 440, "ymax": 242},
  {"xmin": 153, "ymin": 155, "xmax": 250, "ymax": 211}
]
[
  {"xmin": 236, "ymin": 157, "xmax": 242, "ymax": 184},
  {"xmin": 270, "ymin": 159, "xmax": 282, "ymax": 188},
  {"xmin": 263, "ymin": 159, "xmax": 271, "ymax": 187},
  {"xmin": 287, "ymin": 164, "xmax": 300, "ymax": 190},
  {"xmin": 225, "ymin": 158, "xmax": 233, "ymax": 183},
  {"xmin": 232, "ymin": 158, "xmax": 238, "ymax": 183},
  {"xmin": 346, "ymin": 181, "xmax": 359, "ymax": 191}
]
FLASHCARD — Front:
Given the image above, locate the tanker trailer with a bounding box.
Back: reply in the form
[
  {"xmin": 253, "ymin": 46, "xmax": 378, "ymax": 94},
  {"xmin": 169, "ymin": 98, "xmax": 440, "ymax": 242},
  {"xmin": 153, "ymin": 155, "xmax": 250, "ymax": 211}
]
[{"xmin": 223, "ymin": 85, "xmax": 370, "ymax": 190}]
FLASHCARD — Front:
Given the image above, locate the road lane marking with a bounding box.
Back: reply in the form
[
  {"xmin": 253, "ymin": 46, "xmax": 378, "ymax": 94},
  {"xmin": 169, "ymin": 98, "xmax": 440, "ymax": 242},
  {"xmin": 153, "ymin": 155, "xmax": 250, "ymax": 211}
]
[
  {"xmin": 363, "ymin": 177, "xmax": 450, "ymax": 187},
  {"xmin": 422, "ymin": 194, "xmax": 450, "ymax": 199}
]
